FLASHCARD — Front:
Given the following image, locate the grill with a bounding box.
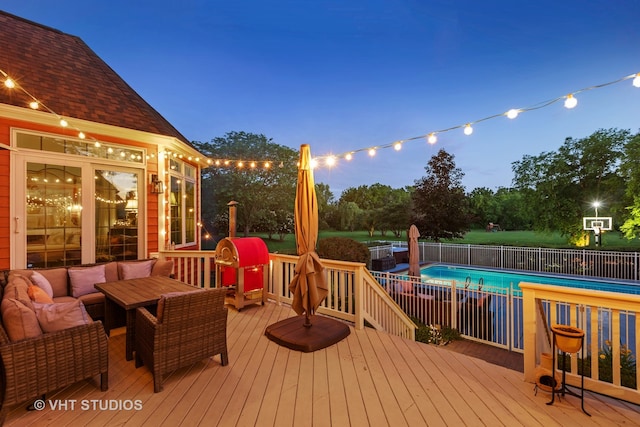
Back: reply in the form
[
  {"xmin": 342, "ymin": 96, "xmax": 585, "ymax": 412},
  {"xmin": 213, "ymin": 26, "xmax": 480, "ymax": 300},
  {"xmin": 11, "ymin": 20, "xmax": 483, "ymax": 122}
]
[{"xmin": 214, "ymin": 237, "xmax": 269, "ymax": 310}]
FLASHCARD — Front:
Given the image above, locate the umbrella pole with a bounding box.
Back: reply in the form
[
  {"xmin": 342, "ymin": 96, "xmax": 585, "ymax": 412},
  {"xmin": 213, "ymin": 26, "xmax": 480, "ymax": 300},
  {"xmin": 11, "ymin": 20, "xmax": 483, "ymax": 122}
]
[{"xmin": 304, "ymin": 312, "xmax": 312, "ymax": 328}]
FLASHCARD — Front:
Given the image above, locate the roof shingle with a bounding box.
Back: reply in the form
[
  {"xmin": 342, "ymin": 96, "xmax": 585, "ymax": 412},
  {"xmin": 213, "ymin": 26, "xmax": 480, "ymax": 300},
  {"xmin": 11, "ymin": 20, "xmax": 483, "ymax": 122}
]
[{"xmin": 0, "ymin": 10, "xmax": 190, "ymax": 145}]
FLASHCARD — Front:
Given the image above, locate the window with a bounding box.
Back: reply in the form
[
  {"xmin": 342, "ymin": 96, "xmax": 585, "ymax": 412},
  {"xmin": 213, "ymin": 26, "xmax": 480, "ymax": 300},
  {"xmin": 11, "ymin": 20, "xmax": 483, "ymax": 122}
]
[
  {"xmin": 17, "ymin": 131, "xmax": 144, "ymax": 164},
  {"xmin": 169, "ymin": 159, "xmax": 196, "ymax": 246}
]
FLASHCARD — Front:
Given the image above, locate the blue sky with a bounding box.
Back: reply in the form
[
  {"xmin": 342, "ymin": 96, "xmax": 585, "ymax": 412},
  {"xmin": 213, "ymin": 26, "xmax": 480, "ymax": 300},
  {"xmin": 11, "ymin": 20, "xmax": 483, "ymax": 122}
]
[{"xmin": 3, "ymin": 0, "xmax": 640, "ymax": 196}]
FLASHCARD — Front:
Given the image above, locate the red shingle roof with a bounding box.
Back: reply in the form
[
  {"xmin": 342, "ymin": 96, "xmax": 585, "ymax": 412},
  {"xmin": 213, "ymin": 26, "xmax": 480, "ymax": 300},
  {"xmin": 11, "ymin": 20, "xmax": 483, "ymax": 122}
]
[{"xmin": 0, "ymin": 10, "xmax": 190, "ymax": 144}]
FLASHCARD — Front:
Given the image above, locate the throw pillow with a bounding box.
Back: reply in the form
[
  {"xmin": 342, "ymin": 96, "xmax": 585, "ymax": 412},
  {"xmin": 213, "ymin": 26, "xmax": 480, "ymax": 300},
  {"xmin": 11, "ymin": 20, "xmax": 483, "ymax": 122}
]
[
  {"xmin": 151, "ymin": 259, "xmax": 174, "ymax": 277},
  {"xmin": 33, "ymin": 300, "xmax": 90, "ymax": 333},
  {"xmin": 68, "ymin": 264, "xmax": 107, "ymax": 297},
  {"xmin": 0, "ymin": 298, "xmax": 43, "ymax": 341},
  {"xmin": 4, "ymin": 274, "xmax": 35, "ymax": 311},
  {"xmin": 30, "ymin": 271, "xmax": 54, "ymax": 298},
  {"xmin": 120, "ymin": 259, "xmax": 155, "ymax": 280},
  {"xmin": 28, "ymin": 285, "xmax": 54, "ymax": 304}
]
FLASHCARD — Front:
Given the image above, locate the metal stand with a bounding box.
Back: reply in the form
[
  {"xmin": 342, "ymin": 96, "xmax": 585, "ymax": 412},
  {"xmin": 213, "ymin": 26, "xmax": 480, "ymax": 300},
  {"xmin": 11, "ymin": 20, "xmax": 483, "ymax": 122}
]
[{"xmin": 547, "ymin": 330, "xmax": 591, "ymax": 416}]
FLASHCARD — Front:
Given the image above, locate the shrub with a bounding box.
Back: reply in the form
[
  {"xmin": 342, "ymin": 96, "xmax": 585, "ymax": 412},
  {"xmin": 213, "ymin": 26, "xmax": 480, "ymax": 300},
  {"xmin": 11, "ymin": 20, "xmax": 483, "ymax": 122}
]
[{"xmin": 318, "ymin": 237, "xmax": 370, "ymax": 267}]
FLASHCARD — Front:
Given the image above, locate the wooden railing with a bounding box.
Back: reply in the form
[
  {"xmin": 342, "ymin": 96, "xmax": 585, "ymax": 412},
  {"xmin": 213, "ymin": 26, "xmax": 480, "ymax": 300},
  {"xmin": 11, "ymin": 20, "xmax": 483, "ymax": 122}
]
[
  {"xmin": 156, "ymin": 250, "xmax": 415, "ymax": 340},
  {"xmin": 154, "ymin": 250, "xmax": 215, "ymax": 288},
  {"xmin": 521, "ymin": 282, "xmax": 640, "ymax": 405},
  {"xmin": 268, "ymin": 253, "xmax": 416, "ymax": 340}
]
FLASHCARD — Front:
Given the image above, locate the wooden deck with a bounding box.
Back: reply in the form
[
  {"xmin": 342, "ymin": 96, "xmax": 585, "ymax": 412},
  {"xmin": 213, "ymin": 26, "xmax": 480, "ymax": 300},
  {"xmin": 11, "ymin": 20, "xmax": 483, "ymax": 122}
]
[{"xmin": 5, "ymin": 301, "xmax": 640, "ymax": 426}]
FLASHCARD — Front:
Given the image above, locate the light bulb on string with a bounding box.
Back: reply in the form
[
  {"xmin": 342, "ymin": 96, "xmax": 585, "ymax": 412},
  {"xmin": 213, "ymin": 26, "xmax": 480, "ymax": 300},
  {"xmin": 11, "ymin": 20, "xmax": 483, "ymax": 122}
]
[
  {"xmin": 310, "ymin": 158, "xmax": 318, "ymax": 169},
  {"xmin": 345, "ymin": 153, "xmax": 353, "ymax": 161},
  {"xmin": 326, "ymin": 156, "xmax": 336, "ymax": 167},
  {"xmin": 264, "ymin": 161, "xmax": 271, "ymax": 168},
  {"xmin": 393, "ymin": 142, "xmax": 402, "ymax": 151},
  {"xmin": 464, "ymin": 124, "xmax": 473, "ymax": 135},
  {"xmin": 78, "ymin": 132, "xmax": 85, "ymax": 139},
  {"xmin": 29, "ymin": 101, "xmax": 39, "ymax": 109},
  {"xmin": 506, "ymin": 109, "xmax": 519, "ymax": 119},
  {"xmin": 4, "ymin": 78, "xmax": 15, "ymax": 88},
  {"xmin": 59, "ymin": 118, "xmax": 68, "ymax": 127},
  {"xmin": 368, "ymin": 148, "xmax": 376, "ymax": 157},
  {"xmin": 633, "ymin": 73, "xmax": 640, "ymax": 88},
  {"xmin": 427, "ymin": 133, "xmax": 437, "ymax": 144},
  {"xmin": 564, "ymin": 94, "xmax": 578, "ymax": 109}
]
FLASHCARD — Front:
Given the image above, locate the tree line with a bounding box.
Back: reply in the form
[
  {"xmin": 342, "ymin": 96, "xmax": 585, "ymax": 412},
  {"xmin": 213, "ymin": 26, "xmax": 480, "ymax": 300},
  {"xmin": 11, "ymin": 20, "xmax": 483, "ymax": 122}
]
[{"xmin": 193, "ymin": 128, "xmax": 640, "ymax": 244}]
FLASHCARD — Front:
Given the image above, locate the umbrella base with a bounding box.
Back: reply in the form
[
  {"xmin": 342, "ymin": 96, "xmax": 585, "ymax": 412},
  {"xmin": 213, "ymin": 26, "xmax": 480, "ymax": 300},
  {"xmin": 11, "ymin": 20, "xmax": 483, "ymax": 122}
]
[{"xmin": 265, "ymin": 315, "xmax": 351, "ymax": 352}]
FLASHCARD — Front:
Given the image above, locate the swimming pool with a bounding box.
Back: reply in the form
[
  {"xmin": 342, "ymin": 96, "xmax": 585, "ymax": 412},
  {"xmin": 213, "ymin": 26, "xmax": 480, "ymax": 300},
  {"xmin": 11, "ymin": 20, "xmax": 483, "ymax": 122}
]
[
  {"xmin": 409, "ymin": 264, "xmax": 638, "ymax": 352},
  {"xmin": 420, "ymin": 264, "xmax": 640, "ymax": 295}
]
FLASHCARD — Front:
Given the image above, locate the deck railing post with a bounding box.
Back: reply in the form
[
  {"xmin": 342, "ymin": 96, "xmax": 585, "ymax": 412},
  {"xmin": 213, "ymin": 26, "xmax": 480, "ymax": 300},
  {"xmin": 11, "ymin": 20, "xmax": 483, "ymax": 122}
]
[{"xmin": 354, "ymin": 265, "xmax": 364, "ymax": 330}]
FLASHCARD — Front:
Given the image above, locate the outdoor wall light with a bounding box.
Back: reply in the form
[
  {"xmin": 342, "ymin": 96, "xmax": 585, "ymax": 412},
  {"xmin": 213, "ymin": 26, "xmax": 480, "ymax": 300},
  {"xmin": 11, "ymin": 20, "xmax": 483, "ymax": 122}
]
[{"xmin": 150, "ymin": 174, "xmax": 164, "ymax": 194}]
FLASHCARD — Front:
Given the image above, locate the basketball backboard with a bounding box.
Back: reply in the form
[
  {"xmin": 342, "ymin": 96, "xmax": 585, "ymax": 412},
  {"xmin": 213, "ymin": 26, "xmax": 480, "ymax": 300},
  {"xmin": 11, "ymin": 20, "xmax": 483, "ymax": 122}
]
[{"xmin": 583, "ymin": 217, "xmax": 612, "ymax": 231}]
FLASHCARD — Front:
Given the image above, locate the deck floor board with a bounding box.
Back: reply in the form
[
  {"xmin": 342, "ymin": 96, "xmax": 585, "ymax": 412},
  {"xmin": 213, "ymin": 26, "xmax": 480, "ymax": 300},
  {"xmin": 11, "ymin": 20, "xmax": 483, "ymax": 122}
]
[{"xmin": 4, "ymin": 301, "xmax": 639, "ymax": 426}]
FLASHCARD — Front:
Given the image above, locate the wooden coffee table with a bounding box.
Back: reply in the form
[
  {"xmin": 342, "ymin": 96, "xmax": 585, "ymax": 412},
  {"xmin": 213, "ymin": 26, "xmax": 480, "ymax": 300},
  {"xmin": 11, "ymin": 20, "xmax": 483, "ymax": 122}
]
[{"xmin": 95, "ymin": 276, "xmax": 199, "ymax": 361}]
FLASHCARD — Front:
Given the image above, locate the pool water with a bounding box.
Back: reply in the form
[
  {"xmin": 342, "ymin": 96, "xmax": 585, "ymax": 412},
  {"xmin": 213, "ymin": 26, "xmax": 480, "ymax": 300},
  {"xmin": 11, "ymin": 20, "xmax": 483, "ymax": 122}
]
[{"xmin": 421, "ymin": 264, "xmax": 640, "ymax": 295}]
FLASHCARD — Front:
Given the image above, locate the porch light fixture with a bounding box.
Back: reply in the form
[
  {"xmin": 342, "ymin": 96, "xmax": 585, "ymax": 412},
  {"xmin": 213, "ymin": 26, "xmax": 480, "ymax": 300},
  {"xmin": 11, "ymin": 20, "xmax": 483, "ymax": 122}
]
[{"xmin": 150, "ymin": 174, "xmax": 164, "ymax": 194}]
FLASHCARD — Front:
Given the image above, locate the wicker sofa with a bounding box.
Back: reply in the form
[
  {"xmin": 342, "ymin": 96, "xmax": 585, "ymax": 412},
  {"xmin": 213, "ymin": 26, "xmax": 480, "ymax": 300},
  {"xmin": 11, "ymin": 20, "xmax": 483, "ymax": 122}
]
[
  {"xmin": 1, "ymin": 259, "xmax": 174, "ymax": 320},
  {"xmin": 0, "ymin": 272, "xmax": 109, "ymax": 423},
  {"xmin": 135, "ymin": 287, "xmax": 229, "ymax": 392}
]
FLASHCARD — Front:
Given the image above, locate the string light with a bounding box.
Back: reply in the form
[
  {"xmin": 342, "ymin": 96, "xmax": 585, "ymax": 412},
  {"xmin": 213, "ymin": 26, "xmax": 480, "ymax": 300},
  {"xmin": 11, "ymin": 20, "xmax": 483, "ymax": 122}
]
[
  {"xmin": 2, "ymin": 67, "xmax": 638, "ymax": 172},
  {"xmin": 506, "ymin": 109, "xmax": 519, "ymax": 119},
  {"xmin": 564, "ymin": 94, "xmax": 578, "ymax": 109}
]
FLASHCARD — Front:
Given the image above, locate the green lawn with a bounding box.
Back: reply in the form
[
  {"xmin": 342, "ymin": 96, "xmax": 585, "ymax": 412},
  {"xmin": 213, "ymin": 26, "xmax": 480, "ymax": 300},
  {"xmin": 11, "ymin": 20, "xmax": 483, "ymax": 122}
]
[{"xmin": 244, "ymin": 229, "xmax": 640, "ymax": 254}]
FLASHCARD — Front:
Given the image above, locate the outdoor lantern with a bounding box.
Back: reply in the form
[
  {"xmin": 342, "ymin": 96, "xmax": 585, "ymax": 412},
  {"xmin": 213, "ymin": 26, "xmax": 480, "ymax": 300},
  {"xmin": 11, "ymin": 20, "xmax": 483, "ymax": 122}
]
[{"xmin": 150, "ymin": 174, "xmax": 164, "ymax": 193}]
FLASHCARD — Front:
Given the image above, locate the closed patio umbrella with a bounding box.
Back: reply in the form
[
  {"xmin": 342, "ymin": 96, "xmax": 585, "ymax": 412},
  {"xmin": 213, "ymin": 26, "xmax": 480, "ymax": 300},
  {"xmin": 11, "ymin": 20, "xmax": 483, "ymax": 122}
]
[
  {"xmin": 408, "ymin": 224, "xmax": 420, "ymax": 277},
  {"xmin": 289, "ymin": 144, "xmax": 327, "ymax": 326},
  {"xmin": 265, "ymin": 144, "xmax": 350, "ymax": 352}
]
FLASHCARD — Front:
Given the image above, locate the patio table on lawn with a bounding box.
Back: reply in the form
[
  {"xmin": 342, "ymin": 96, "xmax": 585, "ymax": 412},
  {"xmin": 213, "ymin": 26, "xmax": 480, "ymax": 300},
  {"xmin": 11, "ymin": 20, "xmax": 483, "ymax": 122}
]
[{"xmin": 95, "ymin": 276, "xmax": 199, "ymax": 361}]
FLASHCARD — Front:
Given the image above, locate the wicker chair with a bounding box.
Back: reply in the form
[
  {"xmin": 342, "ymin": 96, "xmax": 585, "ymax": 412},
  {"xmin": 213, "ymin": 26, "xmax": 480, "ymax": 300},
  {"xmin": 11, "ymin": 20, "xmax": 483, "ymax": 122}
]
[
  {"xmin": 0, "ymin": 321, "xmax": 109, "ymax": 423},
  {"xmin": 134, "ymin": 287, "xmax": 229, "ymax": 392}
]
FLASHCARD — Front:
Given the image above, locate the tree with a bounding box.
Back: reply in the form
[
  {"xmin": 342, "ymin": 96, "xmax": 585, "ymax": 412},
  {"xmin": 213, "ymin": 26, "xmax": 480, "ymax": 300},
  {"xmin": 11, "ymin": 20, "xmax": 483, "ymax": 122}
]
[
  {"xmin": 619, "ymin": 132, "xmax": 640, "ymax": 238},
  {"xmin": 512, "ymin": 128, "xmax": 628, "ymax": 242},
  {"xmin": 315, "ymin": 182, "xmax": 335, "ymax": 230},
  {"xmin": 467, "ymin": 187, "xmax": 497, "ymax": 229},
  {"xmin": 411, "ymin": 149, "xmax": 469, "ymax": 241},
  {"xmin": 377, "ymin": 187, "xmax": 412, "ymax": 237},
  {"xmin": 193, "ymin": 132, "xmax": 298, "ymax": 237}
]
